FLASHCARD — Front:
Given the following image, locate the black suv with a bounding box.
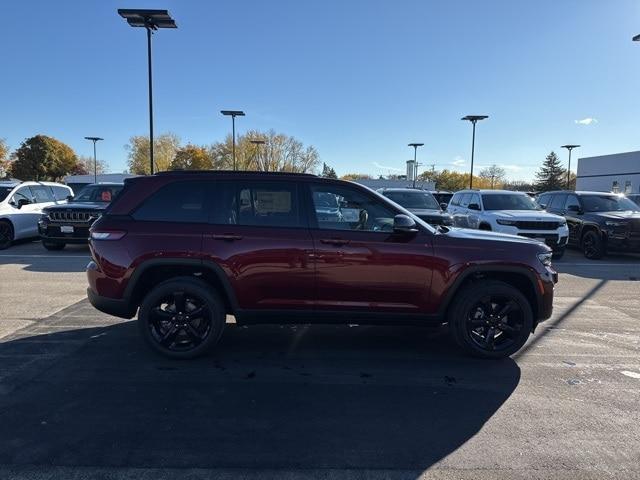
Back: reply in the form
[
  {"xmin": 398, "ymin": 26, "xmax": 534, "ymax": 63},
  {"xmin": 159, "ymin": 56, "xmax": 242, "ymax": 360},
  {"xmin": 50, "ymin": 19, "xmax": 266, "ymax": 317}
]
[
  {"xmin": 378, "ymin": 188, "xmax": 453, "ymax": 226},
  {"xmin": 538, "ymin": 190, "xmax": 640, "ymax": 259},
  {"xmin": 39, "ymin": 183, "xmax": 123, "ymax": 250}
]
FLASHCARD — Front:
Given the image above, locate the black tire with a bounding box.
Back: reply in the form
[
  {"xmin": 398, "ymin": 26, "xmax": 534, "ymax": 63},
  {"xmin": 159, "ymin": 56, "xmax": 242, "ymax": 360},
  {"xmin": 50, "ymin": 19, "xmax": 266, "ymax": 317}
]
[
  {"xmin": 0, "ymin": 220, "xmax": 13, "ymax": 250},
  {"xmin": 42, "ymin": 241, "xmax": 65, "ymax": 251},
  {"xmin": 552, "ymin": 247, "xmax": 565, "ymax": 260},
  {"xmin": 581, "ymin": 230, "xmax": 605, "ymax": 260},
  {"xmin": 479, "ymin": 223, "xmax": 492, "ymax": 231},
  {"xmin": 448, "ymin": 280, "xmax": 534, "ymax": 359},
  {"xmin": 138, "ymin": 277, "xmax": 226, "ymax": 359}
]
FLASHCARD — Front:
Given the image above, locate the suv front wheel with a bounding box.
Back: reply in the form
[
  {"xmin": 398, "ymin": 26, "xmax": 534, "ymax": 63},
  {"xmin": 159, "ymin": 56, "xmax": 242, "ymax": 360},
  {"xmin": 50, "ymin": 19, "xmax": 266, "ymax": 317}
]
[
  {"xmin": 138, "ymin": 277, "xmax": 226, "ymax": 359},
  {"xmin": 448, "ymin": 281, "xmax": 533, "ymax": 359}
]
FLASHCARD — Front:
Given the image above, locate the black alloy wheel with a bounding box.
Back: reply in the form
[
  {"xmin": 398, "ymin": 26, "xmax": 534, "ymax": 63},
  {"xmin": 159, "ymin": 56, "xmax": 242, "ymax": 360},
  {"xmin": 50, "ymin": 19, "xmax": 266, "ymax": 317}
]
[
  {"xmin": 582, "ymin": 230, "xmax": 604, "ymax": 259},
  {"xmin": 138, "ymin": 277, "xmax": 225, "ymax": 359},
  {"xmin": 0, "ymin": 221, "xmax": 13, "ymax": 250},
  {"xmin": 448, "ymin": 281, "xmax": 533, "ymax": 359}
]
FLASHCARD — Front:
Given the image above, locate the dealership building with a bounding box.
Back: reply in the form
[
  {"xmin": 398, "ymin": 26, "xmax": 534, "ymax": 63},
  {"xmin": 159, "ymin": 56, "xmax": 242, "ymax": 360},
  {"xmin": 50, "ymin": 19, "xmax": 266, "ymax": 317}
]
[{"xmin": 576, "ymin": 150, "xmax": 640, "ymax": 194}]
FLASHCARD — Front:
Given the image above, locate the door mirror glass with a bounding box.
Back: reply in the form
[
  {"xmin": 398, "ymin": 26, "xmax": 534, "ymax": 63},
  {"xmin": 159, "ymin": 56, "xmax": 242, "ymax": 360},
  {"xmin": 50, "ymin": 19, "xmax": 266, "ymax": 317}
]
[
  {"xmin": 468, "ymin": 203, "xmax": 480, "ymax": 211},
  {"xmin": 393, "ymin": 214, "xmax": 418, "ymax": 233},
  {"xmin": 17, "ymin": 198, "xmax": 30, "ymax": 209}
]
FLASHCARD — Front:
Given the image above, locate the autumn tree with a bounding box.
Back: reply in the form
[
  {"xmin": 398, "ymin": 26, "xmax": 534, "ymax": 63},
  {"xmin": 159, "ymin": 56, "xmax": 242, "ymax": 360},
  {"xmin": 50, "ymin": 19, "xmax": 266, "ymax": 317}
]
[
  {"xmin": 340, "ymin": 173, "xmax": 373, "ymax": 181},
  {"xmin": 10, "ymin": 135, "xmax": 78, "ymax": 181},
  {"xmin": 209, "ymin": 129, "xmax": 320, "ymax": 173},
  {"xmin": 125, "ymin": 133, "xmax": 180, "ymax": 174},
  {"xmin": 0, "ymin": 139, "xmax": 10, "ymax": 178},
  {"xmin": 72, "ymin": 155, "xmax": 109, "ymax": 175},
  {"xmin": 534, "ymin": 151, "xmax": 566, "ymax": 191},
  {"xmin": 170, "ymin": 144, "xmax": 213, "ymax": 170},
  {"xmin": 479, "ymin": 164, "xmax": 506, "ymax": 189}
]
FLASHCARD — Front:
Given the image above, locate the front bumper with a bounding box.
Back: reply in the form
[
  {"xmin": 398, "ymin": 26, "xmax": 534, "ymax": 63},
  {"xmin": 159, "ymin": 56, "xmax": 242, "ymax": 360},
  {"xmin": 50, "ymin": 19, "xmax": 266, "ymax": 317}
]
[
  {"xmin": 494, "ymin": 224, "xmax": 569, "ymax": 251},
  {"xmin": 39, "ymin": 219, "xmax": 93, "ymax": 243}
]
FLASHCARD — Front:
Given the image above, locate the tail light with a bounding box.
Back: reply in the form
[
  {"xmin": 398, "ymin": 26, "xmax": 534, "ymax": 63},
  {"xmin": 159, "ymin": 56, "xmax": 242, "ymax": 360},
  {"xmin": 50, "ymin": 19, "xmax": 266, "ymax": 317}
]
[{"xmin": 91, "ymin": 231, "xmax": 127, "ymax": 240}]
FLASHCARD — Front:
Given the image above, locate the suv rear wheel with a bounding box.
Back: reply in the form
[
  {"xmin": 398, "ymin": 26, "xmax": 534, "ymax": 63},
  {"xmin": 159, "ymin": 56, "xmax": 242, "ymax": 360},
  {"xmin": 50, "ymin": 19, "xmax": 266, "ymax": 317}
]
[
  {"xmin": 138, "ymin": 277, "xmax": 226, "ymax": 359},
  {"xmin": 448, "ymin": 281, "xmax": 533, "ymax": 359},
  {"xmin": 0, "ymin": 220, "xmax": 13, "ymax": 250}
]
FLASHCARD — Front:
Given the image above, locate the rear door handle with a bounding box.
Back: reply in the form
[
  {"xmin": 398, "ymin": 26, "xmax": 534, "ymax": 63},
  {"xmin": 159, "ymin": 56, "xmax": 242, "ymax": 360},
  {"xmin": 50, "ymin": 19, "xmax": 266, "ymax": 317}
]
[
  {"xmin": 210, "ymin": 234, "xmax": 243, "ymax": 241},
  {"xmin": 320, "ymin": 238, "xmax": 350, "ymax": 246}
]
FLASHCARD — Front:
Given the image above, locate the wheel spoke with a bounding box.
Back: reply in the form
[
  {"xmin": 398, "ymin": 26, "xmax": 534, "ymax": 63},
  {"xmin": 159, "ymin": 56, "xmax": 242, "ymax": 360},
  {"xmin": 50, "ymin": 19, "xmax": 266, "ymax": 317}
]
[
  {"xmin": 188, "ymin": 306, "xmax": 204, "ymax": 319},
  {"xmin": 160, "ymin": 325, "xmax": 179, "ymax": 347},
  {"xmin": 500, "ymin": 322, "xmax": 521, "ymax": 334},
  {"xmin": 184, "ymin": 323, "xmax": 203, "ymax": 345},
  {"xmin": 150, "ymin": 306, "xmax": 173, "ymax": 322},
  {"xmin": 485, "ymin": 327, "xmax": 496, "ymax": 350},
  {"xmin": 173, "ymin": 292, "xmax": 187, "ymax": 313},
  {"xmin": 496, "ymin": 300, "xmax": 517, "ymax": 318}
]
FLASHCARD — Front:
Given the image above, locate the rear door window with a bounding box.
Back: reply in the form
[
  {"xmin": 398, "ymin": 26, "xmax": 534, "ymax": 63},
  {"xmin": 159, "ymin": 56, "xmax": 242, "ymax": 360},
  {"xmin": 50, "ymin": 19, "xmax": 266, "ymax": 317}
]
[
  {"xmin": 133, "ymin": 181, "xmax": 208, "ymax": 223},
  {"xmin": 29, "ymin": 185, "xmax": 55, "ymax": 203}
]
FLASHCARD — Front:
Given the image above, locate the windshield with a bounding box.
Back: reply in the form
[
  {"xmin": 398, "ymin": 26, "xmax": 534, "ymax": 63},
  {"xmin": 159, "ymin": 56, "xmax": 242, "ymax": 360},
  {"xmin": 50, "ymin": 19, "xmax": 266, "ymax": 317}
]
[
  {"xmin": 482, "ymin": 193, "xmax": 540, "ymax": 211},
  {"xmin": 385, "ymin": 191, "xmax": 440, "ymax": 210},
  {"xmin": 0, "ymin": 186, "xmax": 14, "ymax": 202},
  {"xmin": 73, "ymin": 184, "xmax": 123, "ymax": 203},
  {"xmin": 581, "ymin": 195, "xmax": 639, "ymax": 212}
]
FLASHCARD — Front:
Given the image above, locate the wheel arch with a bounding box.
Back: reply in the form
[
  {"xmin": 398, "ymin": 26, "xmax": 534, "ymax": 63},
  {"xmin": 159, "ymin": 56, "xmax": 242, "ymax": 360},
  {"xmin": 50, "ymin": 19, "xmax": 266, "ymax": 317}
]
[
  {"xmin": 438, "ymin": 265, "xmax": 541, "ymax": 324},
  {"xmin": 124, "ymin": 258, "xmax": 239, "ymax": 315}
]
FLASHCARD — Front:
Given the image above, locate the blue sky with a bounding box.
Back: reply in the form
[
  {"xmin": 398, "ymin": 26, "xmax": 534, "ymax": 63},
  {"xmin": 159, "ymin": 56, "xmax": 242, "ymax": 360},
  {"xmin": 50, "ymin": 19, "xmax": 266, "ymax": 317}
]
[{"xmin": 1, "ymin": 0, "xmax": 640, "ymax": 180}]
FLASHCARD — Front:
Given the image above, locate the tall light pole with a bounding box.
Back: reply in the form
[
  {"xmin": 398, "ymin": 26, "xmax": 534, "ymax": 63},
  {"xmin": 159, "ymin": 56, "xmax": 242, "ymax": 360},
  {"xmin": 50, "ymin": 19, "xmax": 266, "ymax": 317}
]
[
  {"xmin": 221, "ymin": 110, "xmax": 245, "ymax": 170},
  {"xmin": 84, "ymin": 137, "xmax": 104, "ymax": 184},
  {"xmin": 461, "ymin": 115, "xmax": 488, "ymax": 188},
  {"xmin": 561, "ymin": 144, "xmax": 580, "ymax": 190},
  {"xmin": 408, "ymin": 143, "xmax": 424, "ymax": 188},
  {"xmin": 118, "ymin": 9, "xmax": 177, "ymax": 175},
  {"xmin": 250, "ymin": 139, "xmax": 265, "ymax": 170}
]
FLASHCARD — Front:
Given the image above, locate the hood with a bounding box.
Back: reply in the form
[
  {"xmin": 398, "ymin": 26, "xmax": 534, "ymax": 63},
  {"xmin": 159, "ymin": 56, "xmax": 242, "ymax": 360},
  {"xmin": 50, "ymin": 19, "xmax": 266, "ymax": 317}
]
[
  {"xmin": 587, "ymin": 211, "xmax": 640, "ymax": 220},
  {"xmin": 484, "ymin": 210, "xmax": 563, "ymax": 221},
  {"xmin": 44, "ymin": 202, "xmax": 108, "ymax": 212},
  {"xmin": 407, "ymin": 208, "xmax": 446, "ymax": 216},
  {"xmin": 442, "ymin": 226, "xmax": 551, "ymax": 250}
]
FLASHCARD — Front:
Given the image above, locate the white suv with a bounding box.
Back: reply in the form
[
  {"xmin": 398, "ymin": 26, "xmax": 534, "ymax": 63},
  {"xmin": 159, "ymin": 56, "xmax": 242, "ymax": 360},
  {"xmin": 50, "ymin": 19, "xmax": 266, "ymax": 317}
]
[
  {"xmin": 448, "ymin": 189, "xmax": 569, "ymax": 258},
  {"xmin": 0, "ymin": 180, "xmax": 73, "ymax": 249}
]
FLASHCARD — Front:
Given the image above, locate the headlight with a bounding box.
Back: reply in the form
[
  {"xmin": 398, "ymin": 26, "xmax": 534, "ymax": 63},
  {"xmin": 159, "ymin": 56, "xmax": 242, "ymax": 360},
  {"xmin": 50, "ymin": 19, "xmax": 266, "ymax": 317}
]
[
  {"xmin": 496, "ymin": 219, "xmax": 518, "ymax": 226},
  {"xmin": 537, "ymin": 252, "xmax": 553, "ymax": 267},
  {"xmin": 558, "ymin": 219, "xmax": 567, "ymax": 226},
  {"xmin": 605, "ymin": 221, "xmax": 627, "ymax": 228}
]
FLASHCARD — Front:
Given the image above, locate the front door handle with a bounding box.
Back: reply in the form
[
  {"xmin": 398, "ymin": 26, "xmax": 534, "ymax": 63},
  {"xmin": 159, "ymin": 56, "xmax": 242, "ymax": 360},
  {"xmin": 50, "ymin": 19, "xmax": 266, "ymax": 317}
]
[
  {"xmin": 320, "ymin": 238, "xmax": 350, "ymax": 246},
  {"xmin": 210, "ymin": 234, "xmax": 243, "ymax": 241}
]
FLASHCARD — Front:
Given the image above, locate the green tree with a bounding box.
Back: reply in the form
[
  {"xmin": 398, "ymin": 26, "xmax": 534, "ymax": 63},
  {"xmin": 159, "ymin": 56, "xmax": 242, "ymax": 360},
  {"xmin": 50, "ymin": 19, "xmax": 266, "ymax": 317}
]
[
  {"xmin": 125, "ymin": 133, "xmax": 180, "ymax": 174},
  {"xmin": 10, "ymin": 135, "xmax": 78, "ymax": 181},
  {"xmin": 321, "ymin": 162, "xmax": 338, "ymax": 179},
  {"xmin": 209, "ymin": 129, "xmax": 320, "ymax": 173},
  {"xmin": 479, "ymin": 164, "xmax": 506, "ymax": 189},
  {"xmin": 340, "ymin": 173, "xmax": 372, "ymax": 181},
  {"xmin": 170, "ymin": 144, "xmax": 213, "ymax": 170},
  {"xmin": 534, "ymin": 151, "xmax": 566, "ymax": 191}
]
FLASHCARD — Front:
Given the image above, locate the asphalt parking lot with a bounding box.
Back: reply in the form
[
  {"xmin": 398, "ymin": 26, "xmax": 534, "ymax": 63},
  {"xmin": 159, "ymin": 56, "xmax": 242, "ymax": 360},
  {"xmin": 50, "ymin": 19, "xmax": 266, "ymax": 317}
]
[{"xmin": 0, "ymin": 241, "xmax": 639, "ymax": 480}]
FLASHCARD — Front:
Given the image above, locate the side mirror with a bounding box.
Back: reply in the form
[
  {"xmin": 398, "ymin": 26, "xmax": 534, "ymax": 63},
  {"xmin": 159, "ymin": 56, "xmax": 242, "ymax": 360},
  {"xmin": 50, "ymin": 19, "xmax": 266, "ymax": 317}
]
[
  {"xmin": 440, "ymin": 202, "xmax": 448, "ymax": 211},
  {"xmin": 468, "ymin": 203, "xmax": 480, "ymax": 211},
  {"xmin": 539, "ymin": 203, "xmax": 547, "ymax": 209},
  {"xmin": 393, "ymin": 214, "xmax": 418, "ymax": 234},
  {"xmin": 567, "ymin": 204, "xmax": 582, "ymax": 214},
  {"xmin": 16, "ymin": 198, "xmax": 30, "ymax": 209},
  {"xmin": 66, "ymin": 195, "xmax": 74, "ymax": 202}
]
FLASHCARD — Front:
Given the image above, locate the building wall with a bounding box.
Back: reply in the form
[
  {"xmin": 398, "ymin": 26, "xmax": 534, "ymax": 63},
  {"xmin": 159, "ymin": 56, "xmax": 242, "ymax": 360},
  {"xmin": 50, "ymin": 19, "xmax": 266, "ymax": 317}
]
[{"xmin": 576, "ymin": 151, "xmax": 640, "ymax": 193}]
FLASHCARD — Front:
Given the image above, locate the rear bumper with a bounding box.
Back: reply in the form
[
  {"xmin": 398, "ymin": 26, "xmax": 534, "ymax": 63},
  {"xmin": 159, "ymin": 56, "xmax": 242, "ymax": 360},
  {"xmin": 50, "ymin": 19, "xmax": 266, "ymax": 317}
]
[
  {"xmin": 87, "ymin": 287, "xmax": 136, "ymax": 319},
  {"xmin": 537, "ymin": 267, "xmax": 557, "ymax": 322}
]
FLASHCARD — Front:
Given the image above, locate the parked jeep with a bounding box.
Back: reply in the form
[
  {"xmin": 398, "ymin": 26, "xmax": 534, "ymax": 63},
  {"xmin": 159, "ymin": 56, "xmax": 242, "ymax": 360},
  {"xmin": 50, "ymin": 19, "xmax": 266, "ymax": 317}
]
[
  {"xmin": 538, "ymin": 190, "xmax": 640, "ymax": 259},
  {"xmin": 87, "ymin": 171, "xmax": 557, "ymax": 359},
  {"xmin": 39, "ymin": 182, "xmax": 124, "ymax": 250}
]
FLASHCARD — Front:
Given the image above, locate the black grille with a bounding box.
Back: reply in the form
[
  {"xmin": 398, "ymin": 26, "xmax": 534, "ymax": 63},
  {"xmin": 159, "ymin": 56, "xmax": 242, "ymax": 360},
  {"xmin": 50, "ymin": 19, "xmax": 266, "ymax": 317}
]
[
  {"xmin": 515, "ymin": 221, "xmax": 560, "ymax": 230},
  {"xmin": 49, "ymin": 211, "xmax": 96, "ymax": 223}
]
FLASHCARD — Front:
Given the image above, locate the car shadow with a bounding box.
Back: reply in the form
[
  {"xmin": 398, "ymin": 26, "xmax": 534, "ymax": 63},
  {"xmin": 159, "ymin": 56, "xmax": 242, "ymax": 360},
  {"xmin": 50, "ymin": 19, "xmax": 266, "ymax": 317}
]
[
  {"xmin": 0, "ymin": 320, "xmax": 520, "ymax": 471},
  {"xmin": 0, "ymin": 241, "xmax": 89, "ymax": 273}
]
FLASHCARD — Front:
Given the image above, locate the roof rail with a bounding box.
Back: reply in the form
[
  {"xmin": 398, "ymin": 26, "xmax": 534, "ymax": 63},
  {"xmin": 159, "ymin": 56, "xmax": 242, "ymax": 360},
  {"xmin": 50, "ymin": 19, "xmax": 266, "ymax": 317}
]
[{"xmin": 154, "ymin": 170, "xmax": 317, "ymax": 177}]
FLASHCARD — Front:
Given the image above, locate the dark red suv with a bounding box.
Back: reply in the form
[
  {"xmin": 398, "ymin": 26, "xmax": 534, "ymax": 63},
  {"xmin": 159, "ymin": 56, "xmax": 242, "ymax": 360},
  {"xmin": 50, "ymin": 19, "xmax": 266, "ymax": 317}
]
[{"xmin": 87, "ymin": 171, "xmax": 557, "ymax": 359}]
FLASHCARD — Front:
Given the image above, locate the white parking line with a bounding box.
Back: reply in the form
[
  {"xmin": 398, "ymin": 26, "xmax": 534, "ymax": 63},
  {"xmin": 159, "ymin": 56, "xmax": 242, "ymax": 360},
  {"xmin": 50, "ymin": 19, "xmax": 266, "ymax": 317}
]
[{"xmin": 556, "ymin": 263, "xmax": 637, "ymax": 267}]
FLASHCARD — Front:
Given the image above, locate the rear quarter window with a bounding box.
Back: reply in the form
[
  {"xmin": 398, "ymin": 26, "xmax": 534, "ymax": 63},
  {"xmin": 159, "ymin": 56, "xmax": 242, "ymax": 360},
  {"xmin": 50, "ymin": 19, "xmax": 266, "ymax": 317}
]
[{"xmin": 133, "ymin": 181, "xmax": 208, "ymax": 223}]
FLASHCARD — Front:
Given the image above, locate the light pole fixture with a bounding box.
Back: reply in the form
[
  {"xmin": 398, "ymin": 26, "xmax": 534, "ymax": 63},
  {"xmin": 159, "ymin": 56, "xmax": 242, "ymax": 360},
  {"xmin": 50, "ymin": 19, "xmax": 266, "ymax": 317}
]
[
  {"xmin": 250, "ymin": 139, "xmax": 266, "ymax": 170},
  {"xmin": 633, "ymin": 34, "xmax": 640, "ymax": 41},
  {"xmin": 408, "ymin": 143, "xmax": 424, "ymax": 188},
  {"xmin": 84, "ymin": 137, "xmax": 104, "ymax": 184},
  {"xmin": 221, "ymin": 110, "xmax": 245, "ymax": 170},
  {"xmin": 561, "ymin": 144, "xmax": 580, "ymax": 189},
  {"xmin": 461, "ymin": 115, "xmax": 488, "ymax": 188},
  {"xmin": 118, "ymin": 9, "xmax": 177, "ymax": 175}
]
